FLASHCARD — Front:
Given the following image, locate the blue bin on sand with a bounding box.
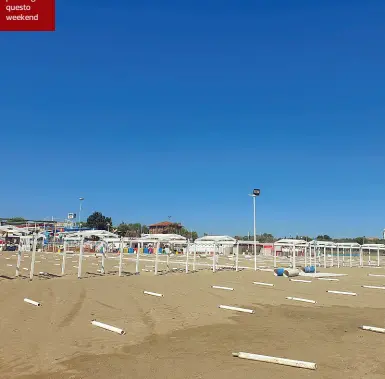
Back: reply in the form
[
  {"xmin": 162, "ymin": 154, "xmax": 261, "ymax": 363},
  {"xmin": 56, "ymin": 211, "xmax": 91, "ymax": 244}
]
[
  {"xmin": 304, "ymin": 266, "xmax": 315, "ymax": 273},
  {"xmin": 274, "ymin": 268, "xmax": 285, "ymax": 276}
]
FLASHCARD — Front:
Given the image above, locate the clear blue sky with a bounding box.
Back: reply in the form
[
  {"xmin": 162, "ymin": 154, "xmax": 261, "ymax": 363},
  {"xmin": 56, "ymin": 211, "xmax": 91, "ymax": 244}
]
[{"xmin": 2, "ymin": 0, "xmax": 385, "ymax": 238}]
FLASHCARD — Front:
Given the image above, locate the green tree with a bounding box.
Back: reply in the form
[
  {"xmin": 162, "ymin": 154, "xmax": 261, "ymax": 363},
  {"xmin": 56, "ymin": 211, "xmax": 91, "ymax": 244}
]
[
  {"xmin": 86, "ymin": 212, "xmax": 112, "ymax": 230},
  {"xmin": 7, "ymin": 217, "xmax": 26, "ymax": 223},
  {"xmin": 316, "ymin": 235, "xmax": 332, "ymax": 241},
  {"xmin": 179, "ymin": 227, "xmax": 199, "ymax": 241},
  {"xmin": 257, "ymin": 233, "xmax": 275, "ymax": 243},
  {"xmin": 354, "ymin": 237, "xmax": 364, "ymax": 245},
  {"xmin": 116, "ymin": 223, "xmax": 149, "ymax": 237}
]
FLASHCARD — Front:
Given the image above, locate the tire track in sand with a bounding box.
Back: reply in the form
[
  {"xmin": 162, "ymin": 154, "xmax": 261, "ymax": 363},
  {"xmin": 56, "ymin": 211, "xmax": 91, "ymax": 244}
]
[{"xmin": 58, "ymin": 287, "xmax": 86, "ymax": 328}]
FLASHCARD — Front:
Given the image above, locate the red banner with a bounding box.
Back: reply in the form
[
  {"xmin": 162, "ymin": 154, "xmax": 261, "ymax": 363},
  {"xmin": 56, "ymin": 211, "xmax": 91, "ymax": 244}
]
[{"xmin": 0, "ymin": 0, "xmax": 55, "ymax": 31}]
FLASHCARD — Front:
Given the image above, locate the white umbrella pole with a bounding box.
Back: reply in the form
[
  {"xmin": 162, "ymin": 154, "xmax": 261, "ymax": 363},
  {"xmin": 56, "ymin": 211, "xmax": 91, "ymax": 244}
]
[
  {"xmin": 101, "ymin": 242, "xmax": 106, "ymax": 274},
  {"xmin": 185, "ymin": 242, "xmax": 189, "ymax": 273},
  {"xmin": 232, "ymin": 352, "xmax": 316, "ymax": 370},
  {"xmin": 212, "ymin": 243, "xmax": 216, "ymax": 273},
  {"xmin": 377, "ymin": 247, "xmax": 380, "ymax": 267},
  {"xmin": 350, "ymin": 247, "xmax": 352, "ymax": 267},
  {"xmin": 193, "ymin": 243, "xmax": 197, "ymax": 271},
  {"xmin": 236, "ymin": 243, "xmax": 239, "ymax": 271},
  {"xmin": 29, "ymin": 234, "xmax": 37, "ymax": 280},
  {"xmin": 273, "ymin": 244, "xmax": 277, "ymax": 268},
  {"xmin": 323, "ymin": 246, "xmax": 326, "ymax": 268},
  {"xmin": 77, "ymin": 237, "xmax": 84, "ymax": 278},
  {"xmin": 135, "ymin": 242, "xmax": 140, "ymax": 273},
  {"xmin": 118, "ymin": 238, "xmax": 123, "ymax": 277},
  {"xmin": 359, "ymin": 247, "xmax": 363, "ymax": 267},
  {"xmin": 292, "ymin": 243, "xmax": 296, "ymax": 269},
  {"xmin": 16, "ymin": 246, "xmax": 23, "ymax": 277},
  {"xmin": 91, "ymin": 320, "xmax": 125, "ymax": 335},
  {"xmin": 304, "ymin": 246, "xmax": 307, "ymax": 267},
  {"xmin": 337, "ymin": 246, "xmax": 340, "ymax": 268},
  {"xmin": 166, "ymin": 246, "xmax": 170, "ymax": 271},
  {"xmin": 154, "ymin": 242, "xmax": 159, "ymax": 275},
  {"xmin": 61, "ymin": 239, "xmax": 67, "ymax": 275}
]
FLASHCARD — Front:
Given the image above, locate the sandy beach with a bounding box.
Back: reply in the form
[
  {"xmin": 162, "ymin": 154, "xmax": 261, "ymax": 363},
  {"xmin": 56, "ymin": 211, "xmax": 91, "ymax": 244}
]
[{"xmin": 1, "ymin": 251, "xmax": 385, "ymax": 379}]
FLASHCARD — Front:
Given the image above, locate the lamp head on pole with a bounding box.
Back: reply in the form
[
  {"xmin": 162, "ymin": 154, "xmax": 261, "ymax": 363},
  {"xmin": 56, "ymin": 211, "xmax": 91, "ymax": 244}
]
[
  {"xmin": 79, "ymin": 197, "xmax": 84, "ymax": 201},
  {"xmin": 249, "ymin": 189, "xmax": 261, "ymax": 197}
]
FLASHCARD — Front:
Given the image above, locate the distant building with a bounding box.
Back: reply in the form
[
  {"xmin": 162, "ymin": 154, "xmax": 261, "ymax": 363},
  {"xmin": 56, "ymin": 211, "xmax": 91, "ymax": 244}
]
[{"xmin": 148, "ymin": 221, "xmax": 183, "ymax": 234}]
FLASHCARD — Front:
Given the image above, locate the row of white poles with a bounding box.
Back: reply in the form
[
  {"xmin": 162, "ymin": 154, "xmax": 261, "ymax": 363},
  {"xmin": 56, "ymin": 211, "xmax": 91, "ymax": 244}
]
[{"xmin": 12, "ymin": 236, "xmax": 385, "ymax": 280}]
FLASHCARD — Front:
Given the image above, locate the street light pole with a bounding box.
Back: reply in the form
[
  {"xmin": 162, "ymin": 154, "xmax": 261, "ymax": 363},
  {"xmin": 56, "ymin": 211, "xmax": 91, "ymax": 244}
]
[
  {"xmin": 79, "ymin": 197, "xmax": 84, "ymax": 229},
  {"xmin": 253, "ymin": 195, "xmax": 257, "ymax": 271},
  {"xmin": 249, "ymin": 189, "xmax": 260, "ymax": 271}
]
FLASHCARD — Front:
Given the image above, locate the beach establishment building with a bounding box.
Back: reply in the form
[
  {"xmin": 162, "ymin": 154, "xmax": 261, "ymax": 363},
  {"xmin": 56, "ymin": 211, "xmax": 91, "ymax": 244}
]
[{"xmin": 148, "ymin": 221, "xmax": 183, "ymax": 234}]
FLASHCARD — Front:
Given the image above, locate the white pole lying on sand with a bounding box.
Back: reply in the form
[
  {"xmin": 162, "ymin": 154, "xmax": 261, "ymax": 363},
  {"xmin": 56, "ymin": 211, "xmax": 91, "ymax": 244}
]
[
  {"xmin": 143, "ymin": 291, "xmax": 163, "ymax": 297},
  {"xmin": 368, "ymin": 274, "xmax": 385, "ymax": 277},
  {"xmin": 318, "ymin": 278, "xmax": 339, "ymax": 281},
  {"xmin": 91, "ymin": 320, "xmax": 125, "ymax": 335},
  {"xmin": 327, "ymin": 290, "xmax": 357, "ymax": 296},
  {"xmin": 212, "ymin": 286, "xmax": 234, "ymax": 291},
  {"xmin": 253, "ymin": 282, "xmax": 274, "ymax": 287},
  {"xmin": 360, "ymin": 325, "xmax": 385, "ymax": 334},
  {"xmin": 290, "ymin": 279, "xmax": 311, "ymax": 283},
  {"xmin": 77, "ymin": 237, "xmax": 84, "ymax": 278},
  {"xmin": 232, "ymin": 352, "xmax": 317, "ymax": 370},
  {"xmin": 362, "ymin": 285, "xmax": 385, "ymax": 290},
  {"xmin": 286, "ymin": 297, "xmax": 316, "ymax": 304},
  {"xmin": 118, "ymin": 238, "xmax": 123, "ymax": 277},
  {"xmin": 219, "ymin": 305, "xmax": 254, "ymax": 314},
  {"xmin": 29, "ymin": 235, "xmax": 37, "ymax": 280},
  {"xmin": 24, "ymin": 298, "xmax": 41, "ymax": 307}
]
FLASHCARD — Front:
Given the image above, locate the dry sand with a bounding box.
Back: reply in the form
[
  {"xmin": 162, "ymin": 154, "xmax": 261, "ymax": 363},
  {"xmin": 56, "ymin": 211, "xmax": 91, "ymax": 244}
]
[{"xmin": 1, "ymin": 251, "xmax": 385, "ymax": 379}]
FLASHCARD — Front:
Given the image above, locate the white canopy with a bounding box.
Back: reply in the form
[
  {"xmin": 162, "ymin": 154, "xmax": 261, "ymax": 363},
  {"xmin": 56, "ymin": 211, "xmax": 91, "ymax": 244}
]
[
  {"xmin": 336, "ymin": 242, "xmax": 361, "ymax": 248},
  {"xmin": 63, "ymin": 230, "xmax": 119, "ymax": 240},
  {"xmin": 274, "ymin": 239, "xmax": 307, "ymax": 246},
  {"xmin": 137, "ymin": 234, "xmax": 187, "ymax": 243},
  {"xmin": 195, "ymin": 235, "xmax": 236, "ymax": 245},
  {"xmin": 308, "ymin": 240, "xmax": 337, "ymax": 247},
  {"xmin": 361, "ymin": 244, "xmax": 385, "ymax": 250},
  {"xmin": 0, "ymin": 225, "xmax": 30, "ymax": 236},
  {"xmin": 237, "ymin": 240, "xmax": 261, "ymax": 245}
]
